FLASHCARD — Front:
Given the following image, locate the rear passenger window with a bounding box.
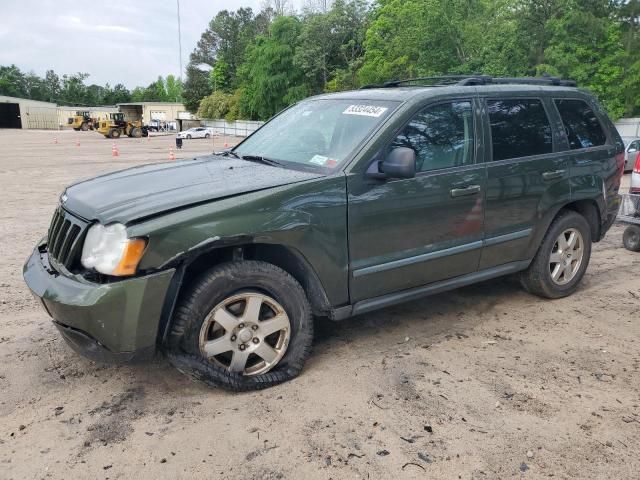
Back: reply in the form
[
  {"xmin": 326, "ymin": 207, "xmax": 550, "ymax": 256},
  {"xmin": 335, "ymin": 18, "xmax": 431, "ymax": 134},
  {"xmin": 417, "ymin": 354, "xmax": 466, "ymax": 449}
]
[
  {"xmin": 487, "ymin": 99, "xmax": 552, "ymax": 161},
  {"xmin": 554, "ymin": 99, "xmax": 606, "ymax": 150},
  {"xmin": 391, "ymin": 101, "xmax": 474, "ymax": 172}
]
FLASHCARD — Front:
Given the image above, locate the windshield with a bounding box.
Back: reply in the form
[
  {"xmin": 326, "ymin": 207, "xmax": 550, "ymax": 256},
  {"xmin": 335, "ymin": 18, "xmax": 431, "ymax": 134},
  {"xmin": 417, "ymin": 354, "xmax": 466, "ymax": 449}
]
[{"xmin": 234, "ymin": 99, "xmax": 399, "ymax": 170}]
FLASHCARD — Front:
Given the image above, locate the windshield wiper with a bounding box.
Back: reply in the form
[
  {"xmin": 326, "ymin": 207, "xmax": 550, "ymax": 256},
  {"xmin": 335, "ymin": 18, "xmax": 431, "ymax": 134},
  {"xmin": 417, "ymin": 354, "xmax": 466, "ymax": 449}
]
[{"xmin": 240, "ymin": 155, "xmax": 285, "ymax": 168}]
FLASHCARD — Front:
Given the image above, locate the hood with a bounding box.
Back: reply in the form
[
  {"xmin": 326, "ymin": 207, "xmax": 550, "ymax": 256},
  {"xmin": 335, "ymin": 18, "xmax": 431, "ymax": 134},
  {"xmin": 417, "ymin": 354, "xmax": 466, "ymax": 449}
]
[{"xmin": 63, "ymin": 155, "xmax": 322, "ymax": 223}]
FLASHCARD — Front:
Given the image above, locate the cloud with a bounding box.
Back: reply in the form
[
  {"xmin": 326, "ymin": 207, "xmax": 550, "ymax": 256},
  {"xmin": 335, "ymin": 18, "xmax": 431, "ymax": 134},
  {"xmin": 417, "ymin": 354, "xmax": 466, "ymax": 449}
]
[{"xmin": 3, "ymin": 0, "xmax": 305, "ymax": 88}]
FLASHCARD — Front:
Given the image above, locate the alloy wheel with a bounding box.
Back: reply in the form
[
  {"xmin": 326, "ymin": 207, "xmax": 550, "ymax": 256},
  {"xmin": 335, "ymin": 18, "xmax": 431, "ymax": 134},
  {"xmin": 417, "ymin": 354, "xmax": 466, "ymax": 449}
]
[
  {"xmin": 199, "ymin": 293, "xmax": 291, "ymax": 376},
  {"xmin": 549, "ymin": 228, "xmax": 584, "ymax": 285}
]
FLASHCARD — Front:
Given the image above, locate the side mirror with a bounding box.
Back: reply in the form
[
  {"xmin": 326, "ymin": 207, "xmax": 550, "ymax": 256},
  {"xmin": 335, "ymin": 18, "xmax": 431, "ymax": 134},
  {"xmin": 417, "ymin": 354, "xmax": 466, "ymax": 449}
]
[{"xmin": 380, "ymin": 147, "xmax": 416, "ymax": 179}]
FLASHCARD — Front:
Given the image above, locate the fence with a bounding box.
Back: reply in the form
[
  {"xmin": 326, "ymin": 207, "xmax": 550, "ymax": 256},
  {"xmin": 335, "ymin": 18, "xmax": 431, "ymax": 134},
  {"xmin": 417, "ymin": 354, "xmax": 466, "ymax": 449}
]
[{"xmin": 201, "ymin": 119, "xmax": 264, "ymax": 138}]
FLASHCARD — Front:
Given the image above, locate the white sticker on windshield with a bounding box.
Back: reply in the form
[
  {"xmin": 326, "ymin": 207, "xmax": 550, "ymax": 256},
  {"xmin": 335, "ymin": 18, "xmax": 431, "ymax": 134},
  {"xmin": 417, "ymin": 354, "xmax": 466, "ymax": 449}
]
[
  {"xmin": 309, "ymin": 155, "xmax": 329, "ymax": 165},
  {"xmin": 343, "ymin": 105, "xmax": 388, "ymax": 117}
]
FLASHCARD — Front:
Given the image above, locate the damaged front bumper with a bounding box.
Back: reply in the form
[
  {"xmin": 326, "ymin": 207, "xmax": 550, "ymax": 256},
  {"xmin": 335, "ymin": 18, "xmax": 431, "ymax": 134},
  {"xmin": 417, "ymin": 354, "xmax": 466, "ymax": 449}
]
[{"xmin": 23, "ymin": 240, "xmax": 175, "ymax": 363}]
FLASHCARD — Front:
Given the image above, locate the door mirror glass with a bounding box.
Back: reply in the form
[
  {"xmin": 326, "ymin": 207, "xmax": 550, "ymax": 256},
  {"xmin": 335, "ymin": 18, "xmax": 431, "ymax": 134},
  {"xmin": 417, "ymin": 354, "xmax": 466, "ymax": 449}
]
[{"xmin": 380, "ymin": 147, "xmax": 416, "ymax": 179}]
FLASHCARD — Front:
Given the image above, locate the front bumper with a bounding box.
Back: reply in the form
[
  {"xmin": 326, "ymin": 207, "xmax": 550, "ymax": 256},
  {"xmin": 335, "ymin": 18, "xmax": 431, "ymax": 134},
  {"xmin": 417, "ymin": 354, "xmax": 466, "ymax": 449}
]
[{"xmin": 23, "ymin": 241, "xmax": 175, "ymax": 363}]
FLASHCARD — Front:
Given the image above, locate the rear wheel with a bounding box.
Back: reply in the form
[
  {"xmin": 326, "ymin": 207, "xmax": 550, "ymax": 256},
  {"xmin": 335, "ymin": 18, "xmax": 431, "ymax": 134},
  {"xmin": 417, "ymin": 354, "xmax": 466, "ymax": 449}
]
[
  {"xmin": 130, "ymin": 127, "xmax": 142, "ymax": 138},
  {"xmin": 205, "ymin": 133, "xmax": 211, "ymax": 139},
  {"xmin": 166, "ymin": 261, "xmax": 313, "ymax": 391},
  {"xmin": 80, "ymin": 122, "xmax": 89, "ymax": 131},
  {"xmin": 520, "ymin": 210, "xmax": 592, "ymax": 299},
  {"xmin": 623, "ymin": 225, "xmax": 640, "ymax": 251},
  {"xmin": 108, "ymin": 128, "xmax": 121, "ymax": 139}
]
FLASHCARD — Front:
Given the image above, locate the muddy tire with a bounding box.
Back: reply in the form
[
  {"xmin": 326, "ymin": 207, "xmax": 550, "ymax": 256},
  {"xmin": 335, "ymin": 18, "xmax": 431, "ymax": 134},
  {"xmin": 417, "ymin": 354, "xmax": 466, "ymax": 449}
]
[
  {"xmin": 520, "ymin": 210, "xmax": 592, "ymax": 299},
  {"xmin": 166, "ymin": 261, "xmax": 313, "ymax": 391},
  {"xmin": 623, "ymin": 225, "xmax": 640, "ymax": 252}
]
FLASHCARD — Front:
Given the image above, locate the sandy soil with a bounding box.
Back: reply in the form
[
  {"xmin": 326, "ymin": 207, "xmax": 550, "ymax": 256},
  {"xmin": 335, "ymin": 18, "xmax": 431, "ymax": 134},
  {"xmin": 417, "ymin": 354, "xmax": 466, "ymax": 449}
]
[{"xmin": 0, "ymin": 129, "xmax": 638, "ymax": 480}]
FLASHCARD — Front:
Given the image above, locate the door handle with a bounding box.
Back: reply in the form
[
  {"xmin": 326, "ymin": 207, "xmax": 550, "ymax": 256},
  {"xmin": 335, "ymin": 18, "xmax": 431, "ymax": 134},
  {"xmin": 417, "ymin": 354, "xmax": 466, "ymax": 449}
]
[
  {"xmin": 542, "ymin": 169, "xmax": 566, "ymax": 181},
  {"xmin": 450, "ymin": 185, "xmax": 481, "ymax": 197}
]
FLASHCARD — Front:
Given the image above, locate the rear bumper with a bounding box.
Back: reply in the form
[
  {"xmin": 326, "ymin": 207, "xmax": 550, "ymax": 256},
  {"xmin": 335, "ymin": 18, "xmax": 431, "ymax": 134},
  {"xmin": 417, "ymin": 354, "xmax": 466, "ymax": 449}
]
[{"xmin": 23, "ymin": 240, "xmax": 175, "ymax": 362}]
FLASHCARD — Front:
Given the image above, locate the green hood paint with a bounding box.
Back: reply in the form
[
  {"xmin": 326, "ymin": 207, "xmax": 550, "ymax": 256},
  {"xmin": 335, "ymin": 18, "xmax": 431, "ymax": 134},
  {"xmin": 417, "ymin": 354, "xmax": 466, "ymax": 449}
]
[{"xmin": 63, "ymin": 156, "xmax": 322, "ymax": 224}]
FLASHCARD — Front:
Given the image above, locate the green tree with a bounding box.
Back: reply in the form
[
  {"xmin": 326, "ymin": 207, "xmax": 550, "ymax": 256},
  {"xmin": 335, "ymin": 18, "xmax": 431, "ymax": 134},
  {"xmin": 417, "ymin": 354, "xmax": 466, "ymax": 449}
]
[
  {"xmin": 239, "ymin": 16, "xmax": 307, "ymax": 120},
  {"xmin": 183, "ymin": 63, "xmax": 212, "ymax": 112},
  {"xmin": 165, "ymin": 75, "xmax": 183, "ymax": 102},
  {"xmin": 0, "ymin": 65, "xmax": 27, "ymax": 98}
]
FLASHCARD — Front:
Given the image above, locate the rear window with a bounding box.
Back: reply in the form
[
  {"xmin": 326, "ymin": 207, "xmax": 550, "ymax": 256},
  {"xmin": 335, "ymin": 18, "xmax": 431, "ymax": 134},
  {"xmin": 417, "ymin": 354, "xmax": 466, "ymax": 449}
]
[
  {"xmin": 487, "ymin": 99, "xmax": 553, "ymax": 161},
  {"xmin": 554, "ymin": 99, "xmax": 606, "ymax": 150}
]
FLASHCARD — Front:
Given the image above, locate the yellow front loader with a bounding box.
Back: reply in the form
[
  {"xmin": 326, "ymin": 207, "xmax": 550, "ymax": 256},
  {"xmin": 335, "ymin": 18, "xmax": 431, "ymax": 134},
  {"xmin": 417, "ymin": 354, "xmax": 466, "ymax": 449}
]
[
  {"xmin": 95, "ymin": 113, "xmax": 149, "ymax": 139},
  {"xmin": 67, "ymin": 111, "xmax": 96, "ymax": 131}
]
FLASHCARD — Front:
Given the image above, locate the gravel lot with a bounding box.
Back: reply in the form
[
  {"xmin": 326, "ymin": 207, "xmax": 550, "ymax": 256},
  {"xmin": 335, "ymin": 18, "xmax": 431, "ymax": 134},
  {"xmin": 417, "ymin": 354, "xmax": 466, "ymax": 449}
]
[{"xmin": 1, "ymin": 129, "xmax": 639, "ymax": 479}]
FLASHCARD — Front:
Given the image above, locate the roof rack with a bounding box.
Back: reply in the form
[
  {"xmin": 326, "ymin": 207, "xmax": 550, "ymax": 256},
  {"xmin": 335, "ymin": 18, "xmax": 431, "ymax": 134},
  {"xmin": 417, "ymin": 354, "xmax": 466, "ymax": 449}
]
[{"xmin": 361, "ymin": 75, "xmax": 577, "ymax": 89}]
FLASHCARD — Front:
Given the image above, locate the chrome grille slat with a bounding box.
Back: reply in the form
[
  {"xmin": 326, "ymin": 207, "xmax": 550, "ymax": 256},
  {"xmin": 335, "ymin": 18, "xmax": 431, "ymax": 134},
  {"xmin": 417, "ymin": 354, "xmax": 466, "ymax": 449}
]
[
  {"xmin": 51, "ymin": 219, "xmax": 70, "ymax": 258},
  {"xmin": 63, "ymin": 226, "xmax": 83, "ymax": 266},
  {"xmin": 58, "ymin": 224, "xmax": 80, "ymax": 265},
  {"xmin": 46, "ymin": 207, "xmax": 88, "ymax": 271}
]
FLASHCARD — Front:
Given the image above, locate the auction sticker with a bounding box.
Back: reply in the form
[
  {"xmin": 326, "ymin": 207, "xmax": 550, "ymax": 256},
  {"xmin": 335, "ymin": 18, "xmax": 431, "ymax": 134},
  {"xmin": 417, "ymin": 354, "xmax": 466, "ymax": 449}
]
[
  {"xmin": 309, "ymin": 155, "xmax": 329, "ymax": 165},
  {"xmin": 343, "ymin": 105, "xmax": 388, "ymax": 117}
]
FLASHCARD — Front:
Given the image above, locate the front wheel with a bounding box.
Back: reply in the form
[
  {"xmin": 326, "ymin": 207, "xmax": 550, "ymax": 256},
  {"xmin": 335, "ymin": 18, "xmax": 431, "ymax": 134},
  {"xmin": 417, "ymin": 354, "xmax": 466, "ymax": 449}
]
[
  {"xmin": 520, "ymin": 210, "xmax": 592, "ymax": 299},
  {"xmin": 166, "ymin": 261, "xmax": 313, "ymax": 391},
  {"xmin": 623, "ymin": 225, "xmax": 640, "ymax": 251},
  {"xmin": 186, "ymin": 134, "xmax": 192, "ymax": 139}
]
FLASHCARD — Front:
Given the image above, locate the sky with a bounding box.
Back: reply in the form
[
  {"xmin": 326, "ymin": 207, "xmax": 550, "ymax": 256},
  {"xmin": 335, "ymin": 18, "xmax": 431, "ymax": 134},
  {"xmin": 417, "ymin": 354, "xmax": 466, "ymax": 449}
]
[{"xmin": 0, "ymin": 0, "xmax": 304, "ymax": 88}]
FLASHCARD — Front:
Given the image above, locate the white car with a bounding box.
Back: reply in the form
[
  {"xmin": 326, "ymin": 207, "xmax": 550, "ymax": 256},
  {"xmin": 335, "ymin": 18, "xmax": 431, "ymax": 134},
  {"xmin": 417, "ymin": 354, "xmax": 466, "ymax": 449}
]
[{"xmin": 178, "ymin": 127, "xmax": 212, "ymax": 139}]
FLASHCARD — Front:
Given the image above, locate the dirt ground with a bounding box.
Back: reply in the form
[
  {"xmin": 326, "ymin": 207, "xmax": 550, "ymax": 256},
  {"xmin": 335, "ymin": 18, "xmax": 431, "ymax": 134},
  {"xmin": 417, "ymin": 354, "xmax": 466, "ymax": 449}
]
[{"xmin": 0, "ymin": 129, "xmax": 638, "ymax": 480}]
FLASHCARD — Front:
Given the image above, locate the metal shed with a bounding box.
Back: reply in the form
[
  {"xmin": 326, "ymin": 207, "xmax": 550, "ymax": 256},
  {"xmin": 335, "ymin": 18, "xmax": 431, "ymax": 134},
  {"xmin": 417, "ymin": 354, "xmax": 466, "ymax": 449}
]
[
  {"xmin": 117, "ymin": 102, "xmax": 191, "ymax": 131},
  {"xmin": 0, "ymin": 96, "xmax": 58, "ymax": 129}
]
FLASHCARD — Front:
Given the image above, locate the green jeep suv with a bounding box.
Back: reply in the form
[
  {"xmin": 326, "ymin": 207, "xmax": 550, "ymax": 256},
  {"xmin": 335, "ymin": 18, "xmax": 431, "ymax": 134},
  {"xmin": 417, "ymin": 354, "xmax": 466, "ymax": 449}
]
[{"xmin": 24, "ymin": 76, "xmax": 625, "ymax": 391}]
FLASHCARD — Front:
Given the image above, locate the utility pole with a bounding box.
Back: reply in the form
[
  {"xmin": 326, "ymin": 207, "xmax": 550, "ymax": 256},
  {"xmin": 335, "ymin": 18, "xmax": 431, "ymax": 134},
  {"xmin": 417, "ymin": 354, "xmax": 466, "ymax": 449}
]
[{"xmin": 177, "ymin": 0, "xmax": 183, "ymax": 82}]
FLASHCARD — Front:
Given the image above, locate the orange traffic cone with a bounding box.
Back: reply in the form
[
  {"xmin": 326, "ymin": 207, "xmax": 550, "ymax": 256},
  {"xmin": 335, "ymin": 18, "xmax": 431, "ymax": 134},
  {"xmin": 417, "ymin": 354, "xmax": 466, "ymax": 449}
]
[
  {"xmin": 76, "ymin": 139, "xmax": 80, "ymax": 147},
  {"xmin": 112, "ymin": 143, "xmax": 119, "ymax": 157},
  {"xmin": 53, "ymin": 137, "xmax": 58, "ymax": 144},
  {"xmin": 168, "ymin": 148, "xmax": 175, "ymax": 161}
]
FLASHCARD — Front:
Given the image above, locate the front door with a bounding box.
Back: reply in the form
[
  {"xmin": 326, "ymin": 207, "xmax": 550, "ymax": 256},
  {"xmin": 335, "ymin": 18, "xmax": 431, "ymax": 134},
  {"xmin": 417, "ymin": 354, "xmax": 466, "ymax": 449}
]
[{"xmin": 348, "ymin": 99, "xmax": 486, "ymax": 302}]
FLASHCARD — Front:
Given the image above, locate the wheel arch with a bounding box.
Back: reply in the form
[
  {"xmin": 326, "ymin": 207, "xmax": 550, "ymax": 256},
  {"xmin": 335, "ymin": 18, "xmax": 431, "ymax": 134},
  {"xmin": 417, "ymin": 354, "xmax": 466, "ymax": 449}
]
[
  {"xmin": 561, "ymin": 198, "xmax": 602, "ymax": 242},
  {"xmin": 157, "ymin": 242, "xmax": 333, "ymax": 346}
]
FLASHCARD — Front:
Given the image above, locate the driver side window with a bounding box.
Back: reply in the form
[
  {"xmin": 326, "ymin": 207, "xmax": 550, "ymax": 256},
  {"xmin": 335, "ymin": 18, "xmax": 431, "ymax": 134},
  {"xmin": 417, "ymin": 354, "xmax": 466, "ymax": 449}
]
[{"xmin": 391, "ymin": 101, "xmax": 475, "ymax": 172}]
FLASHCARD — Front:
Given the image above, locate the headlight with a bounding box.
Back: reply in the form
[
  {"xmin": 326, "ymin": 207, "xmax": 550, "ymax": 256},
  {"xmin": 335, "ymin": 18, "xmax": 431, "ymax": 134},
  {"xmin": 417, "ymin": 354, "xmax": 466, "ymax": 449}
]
[{"xmin": 81, "ymin": 223, "xmax": 147, "ymax": 276}]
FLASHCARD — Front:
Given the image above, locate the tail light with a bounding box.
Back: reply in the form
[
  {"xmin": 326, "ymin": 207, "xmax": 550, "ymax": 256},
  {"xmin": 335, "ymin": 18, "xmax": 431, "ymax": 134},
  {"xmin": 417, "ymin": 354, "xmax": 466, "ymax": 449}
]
[{"xmin": 634, "ymin": 152, "xmax": 640, "ymax": 174}]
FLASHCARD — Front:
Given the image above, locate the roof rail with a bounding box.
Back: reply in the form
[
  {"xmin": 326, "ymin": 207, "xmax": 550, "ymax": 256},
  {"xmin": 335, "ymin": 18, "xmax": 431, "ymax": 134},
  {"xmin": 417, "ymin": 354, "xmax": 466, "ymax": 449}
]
[{"xmin": 360, "ymin": 75, "xmax": 577, "ymax": 89}]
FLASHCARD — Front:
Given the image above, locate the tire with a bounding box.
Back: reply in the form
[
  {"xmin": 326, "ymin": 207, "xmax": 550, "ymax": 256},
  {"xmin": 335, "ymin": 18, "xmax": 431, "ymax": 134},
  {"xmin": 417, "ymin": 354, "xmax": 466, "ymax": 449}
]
[
  {"xmin": 205, "ymin": 133, "xmax": 211, "ymax": 139},
  {"xmin": 186, "ymin": 134, "xmax": 192, "ymax": 139},
  {"xmin": 520, "ymin": 210, "xmax": 592, "ymax": 299},
  {"xmin": 166, "ymin": 261, "xmax": 313, "ymax": 391},
  {"xmin": 130, "ymin": 127, "xmax": 142, "ymax": 138},
  {"xmin": 81, "ymin": 122, "xmax": 89, "ymax": 131},
  {"xmin": 109, "ymin": 128, "xmax": 121, "ymax": 139},
  {"xmin": 623, "ymin": 225, "xmax": 640, "ymax": 251}
]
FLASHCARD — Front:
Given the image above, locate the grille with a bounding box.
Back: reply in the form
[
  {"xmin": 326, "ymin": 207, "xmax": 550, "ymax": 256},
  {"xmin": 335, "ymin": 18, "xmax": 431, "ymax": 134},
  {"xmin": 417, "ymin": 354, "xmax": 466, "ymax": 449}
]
[{"xmin": 47, "ymin": 206, "xmax": 87, "ymax": 271}]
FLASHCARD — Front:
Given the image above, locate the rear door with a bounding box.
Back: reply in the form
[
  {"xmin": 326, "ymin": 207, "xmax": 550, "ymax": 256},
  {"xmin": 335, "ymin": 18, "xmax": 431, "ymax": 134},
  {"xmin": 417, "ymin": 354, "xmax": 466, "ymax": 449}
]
[
  {"xmin": 479, "ymin": 95, "xmax": 570, "ymax": 269},
  {"xmin": 348, "ymin": 98, "xmax": 486, "ymax": 302}
]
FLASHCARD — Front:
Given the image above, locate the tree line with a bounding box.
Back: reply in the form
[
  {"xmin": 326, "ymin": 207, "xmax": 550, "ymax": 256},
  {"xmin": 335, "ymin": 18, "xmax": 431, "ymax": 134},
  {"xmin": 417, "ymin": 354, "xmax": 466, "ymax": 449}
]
[
  {"xmin": 3, "ymin": 0, "xmax": 640, "ymax": 121},
  {"xmin": 0, "ymin": 66, "xmax": 183, "ymax": 106},
  {"xmin": 190, "ymin": 0, "xmax": 640, "ymax": 121}
]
